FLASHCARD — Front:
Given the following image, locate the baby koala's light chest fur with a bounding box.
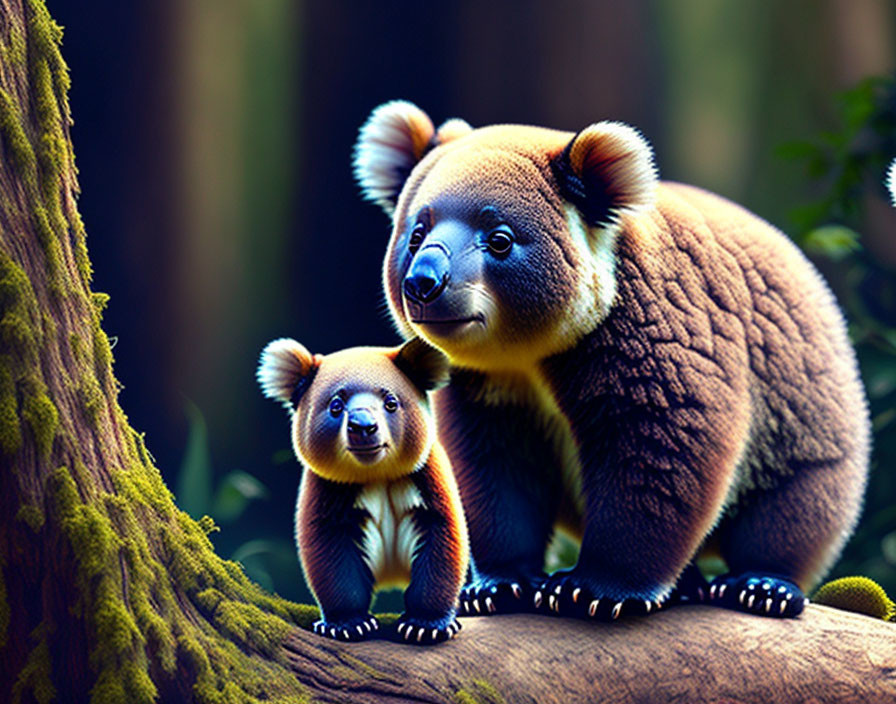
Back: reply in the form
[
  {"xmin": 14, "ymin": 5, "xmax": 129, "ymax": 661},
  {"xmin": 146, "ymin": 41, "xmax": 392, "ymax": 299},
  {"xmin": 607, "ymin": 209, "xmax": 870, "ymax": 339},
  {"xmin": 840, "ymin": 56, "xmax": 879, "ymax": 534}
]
[{"xmin": 355, "ymin": 477, "xmax": 426, "ymax": 587}]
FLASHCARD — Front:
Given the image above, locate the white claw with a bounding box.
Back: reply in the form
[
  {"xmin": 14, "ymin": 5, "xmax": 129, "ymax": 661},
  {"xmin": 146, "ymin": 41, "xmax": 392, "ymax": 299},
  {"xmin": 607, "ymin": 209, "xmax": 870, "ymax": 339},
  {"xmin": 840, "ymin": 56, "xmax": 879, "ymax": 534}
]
[
  {"xmin": 645, "ymin": 600, "xmax": 652, "ymax": 613},
  {"xmin": 416, "ymin": 628, "xmax": 424, "ymax": 643},
  {"xmin": 739, "ymin": 589, "xmax": 747, "ymax": 605},
  {"xmin": 364, "ymin": 621, "xmax": 372, "ymax": 632},
  {"xmin": 356, "ymin": 626, "xmax": 364, "ymax": 637},
  {"xmin": 342, "ymin": 629, "xmax": 349, "ymax": 640},
  {"xmin": 511, "ymin": 583, "xmax": 522, "ymax": 599},
  {"xmin": 572, "ymin": 587, "xmax": 581, "ymax": 603},
  {"xmin": 462, "ymin": 601, "xmax": 470, "ymax": 613},
  {"xmin": 330, "ymin": 627, "xmax": 337, "ymax": 638},
  {"xmin": 764, "ymin": 598, "xmax": 772, "ymax": 613},
  {"xmin": 780, "ymin": 600, "xmax": 788, "ymax": 614},
  {"xmin": 589, "ymin": 599, "xmax": 600, "ymax": 617},
  {"xmin": 710, "ymin": 584, "xmax": 717, "ymax": 599},
  {"xmin": 803, "ymin": 597, "xmax": 810, "ymax": 609},
  {"xmin": 534, "ymin": 591, "xmax": 543, "ymax": 608},
  {"xmin": 548, "ymin": 595, "xmax": 557, "ymax": 611},
  {"xmin": 747, "ymin": 594, "xmax": 756, "ymax": 609},
  {"xmin": 611, "ymin": 602, "xmax": 622, "ymax": 620},
  {"xmin": 372, "ymin": 620, "xmax": 379, "ymax": 631},
  {"xmin": 472, "ymin": 599, "xmax": 481, "ymax": 614},
  {"xmin": 719, "ymin": 585, "xmax": 727, "ymax": 599},
  {"xmin": 397, "ymin": 623, "xmax": 405, "ymax": 636},
  {"xmin": 554, "ymin": 585, "xmax": 563, "ymax": 595},
  {"xmin": 432, "ymin": 629, "xmax": 439, "ymax": 640},
  {"xmin": 655, "ymin": 598, "xmax": 663, "ymax": 610},
  {"xmin": 486, "ymin": 596, "xmax": 496, "ymax": 613}
]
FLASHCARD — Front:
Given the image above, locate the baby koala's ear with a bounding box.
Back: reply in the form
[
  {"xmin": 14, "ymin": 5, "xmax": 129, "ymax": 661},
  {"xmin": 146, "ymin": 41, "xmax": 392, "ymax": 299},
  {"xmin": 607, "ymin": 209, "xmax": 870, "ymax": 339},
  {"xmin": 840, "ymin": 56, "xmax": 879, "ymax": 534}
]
[
  {"xmin": 392, "ymin": 338, "xmax": 451, "ymax": 393},
  {"xmin": 257, "ymin": 338, "xmax": 319, "ymax": 409}
]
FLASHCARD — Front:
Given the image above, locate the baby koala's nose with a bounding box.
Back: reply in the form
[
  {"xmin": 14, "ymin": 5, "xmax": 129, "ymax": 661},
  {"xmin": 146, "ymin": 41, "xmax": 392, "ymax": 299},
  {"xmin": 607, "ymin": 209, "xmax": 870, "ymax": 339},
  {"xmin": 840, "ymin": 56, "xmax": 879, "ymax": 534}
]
[{"xmin": 347, "ymin": 409, "xmax": 378, "ymax": 440}]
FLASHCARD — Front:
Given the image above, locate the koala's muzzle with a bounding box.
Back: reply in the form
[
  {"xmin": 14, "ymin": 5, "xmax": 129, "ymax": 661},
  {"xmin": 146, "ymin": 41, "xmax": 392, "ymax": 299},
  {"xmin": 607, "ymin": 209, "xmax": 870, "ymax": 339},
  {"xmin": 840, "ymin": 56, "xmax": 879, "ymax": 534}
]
[
  {"xmin": 347, "ymin": 408, "xmax": 378, "ymax": 442},
  {"xmin": 404, "ymin": 245, "xmax": 449, "ymax": 304}
]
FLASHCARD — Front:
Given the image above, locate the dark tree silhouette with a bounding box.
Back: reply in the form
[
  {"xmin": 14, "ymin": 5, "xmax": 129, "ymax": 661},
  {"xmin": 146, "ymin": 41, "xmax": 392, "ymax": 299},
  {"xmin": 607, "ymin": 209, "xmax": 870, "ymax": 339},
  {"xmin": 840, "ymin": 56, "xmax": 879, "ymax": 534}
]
[{"xmin": 1, "ymin": 1, "xmax": 894, "ymax": 702}]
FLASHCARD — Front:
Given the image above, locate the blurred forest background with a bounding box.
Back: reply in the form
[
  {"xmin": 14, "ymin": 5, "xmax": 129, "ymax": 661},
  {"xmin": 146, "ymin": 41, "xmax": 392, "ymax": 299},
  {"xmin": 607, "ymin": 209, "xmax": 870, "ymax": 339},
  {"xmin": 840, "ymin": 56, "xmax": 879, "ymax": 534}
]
[{"xmin": 44, "ymin": 0, "xmax": 896, "ymax": 608}]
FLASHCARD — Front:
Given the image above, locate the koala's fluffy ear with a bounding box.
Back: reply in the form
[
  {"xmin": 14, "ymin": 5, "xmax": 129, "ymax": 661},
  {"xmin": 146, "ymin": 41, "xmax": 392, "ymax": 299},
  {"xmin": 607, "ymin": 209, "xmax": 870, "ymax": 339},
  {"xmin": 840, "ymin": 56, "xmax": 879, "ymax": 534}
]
[
  {"xmin": 353, "ymin": 101, "xmax": 471, "ymax": 216},
  {"xmin": 392, "ymin": 338, "xmax": 451, "ymax": 393},
  {"xmin": 552, "ymin": 122, "xmax": 658, "ymax": 228},
  {"xmin": 257, "ymin": 338, "xmax": 319, "ymax": 410}
]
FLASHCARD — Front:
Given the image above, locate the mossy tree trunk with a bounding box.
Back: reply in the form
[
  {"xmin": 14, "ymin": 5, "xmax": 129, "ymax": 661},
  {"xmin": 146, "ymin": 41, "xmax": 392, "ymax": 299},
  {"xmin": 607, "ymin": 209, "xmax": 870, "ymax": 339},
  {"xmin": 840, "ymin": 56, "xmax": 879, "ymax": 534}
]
[
  {"xmin": 2, "ymin": 2, "xmax": 896, "ymax": 703},
  {"xmin": 0, "ymin": 1, "xmax": 315, "ymax": 701}
]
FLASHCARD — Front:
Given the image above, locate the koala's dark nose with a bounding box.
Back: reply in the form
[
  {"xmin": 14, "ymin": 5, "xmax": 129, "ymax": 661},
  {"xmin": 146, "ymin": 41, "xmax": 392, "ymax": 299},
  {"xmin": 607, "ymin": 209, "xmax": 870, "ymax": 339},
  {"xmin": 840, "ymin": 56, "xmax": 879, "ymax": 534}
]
[
  {"xmin": 404, "ymin": 246, "xmax": 449, "ymax": 304},
  {"xmin": 347, "ymin": 409, "xmax": 378, "ymax": 439}
]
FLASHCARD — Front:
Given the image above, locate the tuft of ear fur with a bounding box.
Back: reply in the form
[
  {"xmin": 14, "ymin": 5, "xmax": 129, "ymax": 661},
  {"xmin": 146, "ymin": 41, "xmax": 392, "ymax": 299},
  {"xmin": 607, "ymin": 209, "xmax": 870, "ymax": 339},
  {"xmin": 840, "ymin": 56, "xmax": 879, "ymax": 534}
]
[
  {"xmin": 392, "ymin": 337, "xmax": 451, "ymax": 393},
  {"xmin": 435, "ymin": 117, "xmax": 473, "ymax": 144},
  {"xmin": 552, "ymin": 122, "xmax": 658, "ymax": 227},
  {"xmin": 353, "ymin": 101, "xmax": 436, "ymax": 216},
  {"xmin": 257, "ymin": 338, "xmax": 318, "ymax": 410}
]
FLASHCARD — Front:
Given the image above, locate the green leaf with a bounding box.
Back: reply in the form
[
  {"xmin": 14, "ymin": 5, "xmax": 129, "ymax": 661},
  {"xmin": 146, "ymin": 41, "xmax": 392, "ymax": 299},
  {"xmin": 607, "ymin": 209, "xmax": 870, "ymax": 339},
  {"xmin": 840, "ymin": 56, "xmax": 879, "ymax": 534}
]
[
  {"xmin": 176, "ymin": 400, "xmax": 213, "ymax": 519},
  {"xmin": 212, "ymin": 470, "xmax": 269, "ymax": 522},
  {"xmin": 801, "ymin": 224, "xmax": 862, "ymax": 261}
]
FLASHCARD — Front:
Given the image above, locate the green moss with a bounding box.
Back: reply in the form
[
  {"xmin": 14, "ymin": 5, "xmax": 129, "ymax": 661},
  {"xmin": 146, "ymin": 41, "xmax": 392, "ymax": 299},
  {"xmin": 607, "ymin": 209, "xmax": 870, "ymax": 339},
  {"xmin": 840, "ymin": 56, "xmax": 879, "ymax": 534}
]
[
  {"xmin": 91, "ymin": 294, "xmax": 113, "ymax": 382},
  {"xmin": 11, "ymin": 626, "xmax": 56, "ymax": 704},
  {"xmin": 0, "ymin": 252, "xmax": 41, "ymax": 361},
  {"xmin": 0, "ymin": 17, "xmax": 28, "ymax": 69},
  {"xmin": 0, "ymin": 88, "xmax": 37, "ymax": 182},
  {"xmin": 198, "ymin": 514, "xmax": 219, "ymax": 535},
  {"xmin": 15, "ymin": 503, "xmax": 45, "ymax": 532},
  {"xmin": 0, "ymin": 362, "xmax": 22, "ymax": 455},
  {"xmin": 288, "ymin": 603, "xmax": 320, "ymax": 630},
  {"xmin": 454, "ymin": 680, "xmax": 506, "ymax": 704},
  {"xmin": 813, "ymin": 576, "xmax": 895, "ymax": 621},
  {"xmin": 22, "ymin": 391, "xmax": 58, "ymax": 458},
  {"xmin": 79, "ymin": 372, "xmax": 103, "ymax": 426}
]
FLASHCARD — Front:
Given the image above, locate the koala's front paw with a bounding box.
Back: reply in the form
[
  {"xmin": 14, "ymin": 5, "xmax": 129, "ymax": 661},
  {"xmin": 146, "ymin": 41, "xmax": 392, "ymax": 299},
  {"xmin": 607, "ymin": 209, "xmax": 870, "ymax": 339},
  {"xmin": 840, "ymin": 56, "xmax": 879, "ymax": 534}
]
[
  {"xmin": 708, "ymin": 572, "xmax": 806, "ymax": 618},
  {"xmin": 394, "ymin": 613, "xmax": 461, "ymax": 645},
  {"xmin": 534, "ymin": 570, "xmax": 670, "ymax": 621},
  {"xmin": 458, "ymin": 570, "xmax": 544, "ymax": 615},
  {"xmin": 312, "ymin": 614, "xmax": 379, "ymax": 641}
]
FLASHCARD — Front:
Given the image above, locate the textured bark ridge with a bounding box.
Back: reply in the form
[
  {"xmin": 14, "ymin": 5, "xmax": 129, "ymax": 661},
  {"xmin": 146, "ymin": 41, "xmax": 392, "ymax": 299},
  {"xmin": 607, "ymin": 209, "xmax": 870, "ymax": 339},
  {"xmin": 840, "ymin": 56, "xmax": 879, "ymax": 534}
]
[{"xmin": 0, "ymin": 0, "xmax": 894, "ymax": 702}]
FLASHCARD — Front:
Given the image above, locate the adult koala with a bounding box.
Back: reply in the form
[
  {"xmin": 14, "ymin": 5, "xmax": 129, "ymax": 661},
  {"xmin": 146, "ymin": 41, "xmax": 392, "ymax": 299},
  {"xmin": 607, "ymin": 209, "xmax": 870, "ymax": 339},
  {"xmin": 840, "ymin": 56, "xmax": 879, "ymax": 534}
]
[{"xmin": 353, "ymin": 101, "xmax": 869, "ymax": 621}]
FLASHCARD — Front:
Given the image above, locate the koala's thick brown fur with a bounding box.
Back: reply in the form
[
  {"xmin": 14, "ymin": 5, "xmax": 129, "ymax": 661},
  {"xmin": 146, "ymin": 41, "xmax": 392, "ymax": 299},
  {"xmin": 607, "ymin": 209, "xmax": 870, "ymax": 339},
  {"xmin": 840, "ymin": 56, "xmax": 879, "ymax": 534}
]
[{"xmin": 353, "ymin": 101, "xmax": 870, "ymax": 620}]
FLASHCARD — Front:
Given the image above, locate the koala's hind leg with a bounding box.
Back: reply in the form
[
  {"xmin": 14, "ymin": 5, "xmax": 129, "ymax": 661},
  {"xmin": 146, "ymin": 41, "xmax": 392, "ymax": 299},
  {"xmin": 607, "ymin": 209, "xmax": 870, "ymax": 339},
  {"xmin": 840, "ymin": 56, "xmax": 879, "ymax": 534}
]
[{"xmin": 710, "ymin": 449, "xmax": 867, "ymax": 618}]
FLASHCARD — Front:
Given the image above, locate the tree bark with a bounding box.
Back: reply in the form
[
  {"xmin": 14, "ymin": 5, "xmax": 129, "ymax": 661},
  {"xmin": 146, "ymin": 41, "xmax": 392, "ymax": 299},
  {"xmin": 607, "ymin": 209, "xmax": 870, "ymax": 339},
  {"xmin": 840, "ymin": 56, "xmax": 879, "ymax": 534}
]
[{"xmin": 0, "ymin": 1, "xmax": 894, "ymax": 703}]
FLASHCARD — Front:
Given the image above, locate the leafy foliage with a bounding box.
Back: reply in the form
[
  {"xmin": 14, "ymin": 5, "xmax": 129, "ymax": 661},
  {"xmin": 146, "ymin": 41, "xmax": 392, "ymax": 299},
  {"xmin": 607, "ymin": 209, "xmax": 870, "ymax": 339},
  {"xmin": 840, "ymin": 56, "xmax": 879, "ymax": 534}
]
[
  {"xmin": 783, "ymin": 75, "xmax": 896, "ymax": 595},
  {"xmin": 176, "ymin": 401, "xmax": 302, "ymax": 597}
]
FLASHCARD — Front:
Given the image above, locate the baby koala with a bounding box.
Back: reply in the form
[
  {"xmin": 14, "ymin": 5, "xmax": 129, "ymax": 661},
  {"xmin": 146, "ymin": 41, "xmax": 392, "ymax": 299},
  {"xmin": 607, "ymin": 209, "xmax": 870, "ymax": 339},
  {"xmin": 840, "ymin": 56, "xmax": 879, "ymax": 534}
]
[{"xmin": 258, "ymin": 337, "xmax": 468, "ymax": 644}]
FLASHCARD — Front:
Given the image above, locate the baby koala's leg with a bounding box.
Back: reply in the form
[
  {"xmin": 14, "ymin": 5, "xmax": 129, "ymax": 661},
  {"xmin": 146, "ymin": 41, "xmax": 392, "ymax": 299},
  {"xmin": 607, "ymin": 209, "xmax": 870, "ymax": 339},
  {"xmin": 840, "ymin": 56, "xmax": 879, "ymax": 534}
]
[
  {"xmin": 297, "ymin": 473, "xmax": 379, "ymax": 641},
  {"xmin": 396, "ymin": 449, "xmax": 468, "ymax": 644}
]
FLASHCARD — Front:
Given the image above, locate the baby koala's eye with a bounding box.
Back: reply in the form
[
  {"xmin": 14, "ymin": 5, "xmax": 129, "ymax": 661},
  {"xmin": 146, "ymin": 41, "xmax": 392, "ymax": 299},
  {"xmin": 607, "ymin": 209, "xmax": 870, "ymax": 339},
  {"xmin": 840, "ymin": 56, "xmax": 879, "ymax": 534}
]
[
  {"xmin": 328, "ymin": 397, "xmax": 345, "ymax": 418},
  {"xmin": 383, "ymin": 394, "xmax": 399, "ymax": 413}
]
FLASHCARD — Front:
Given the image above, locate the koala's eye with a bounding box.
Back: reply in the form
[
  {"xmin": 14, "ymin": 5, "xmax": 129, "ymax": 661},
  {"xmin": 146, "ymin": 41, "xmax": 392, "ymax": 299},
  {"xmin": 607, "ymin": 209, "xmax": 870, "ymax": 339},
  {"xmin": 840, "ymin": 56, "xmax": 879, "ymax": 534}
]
[
  {"xmin": 328, "ymin": 397, "xmax": 344, "ymax": 418},
  {"xmin": 486, "ymin": 227, "xmax": 514, "ymax": 258},
  {"xmin": 384, "ymin": 394, "xmax": 399, "ymax": 413},
  {"xmin": 408, "ymin": 224, "xmax": 426, "ymax": 255}
]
